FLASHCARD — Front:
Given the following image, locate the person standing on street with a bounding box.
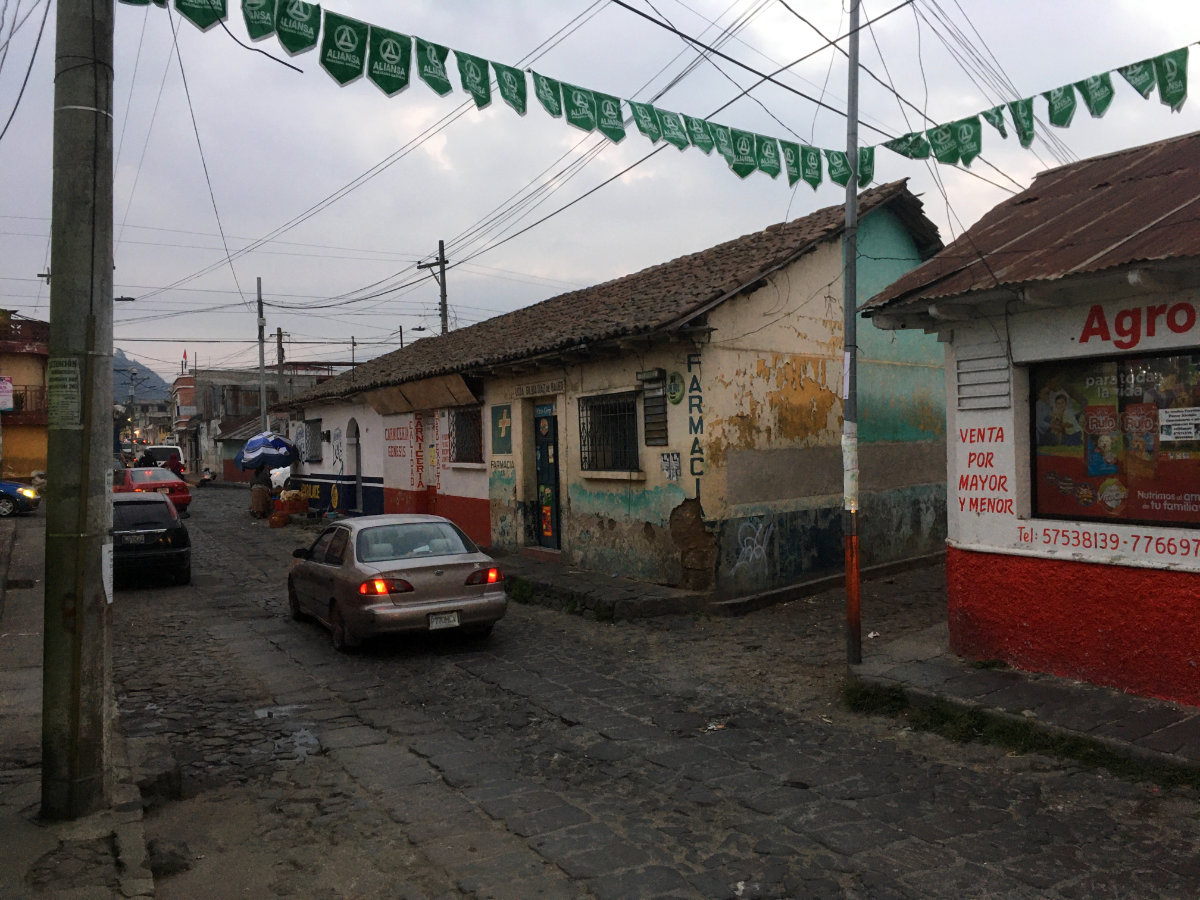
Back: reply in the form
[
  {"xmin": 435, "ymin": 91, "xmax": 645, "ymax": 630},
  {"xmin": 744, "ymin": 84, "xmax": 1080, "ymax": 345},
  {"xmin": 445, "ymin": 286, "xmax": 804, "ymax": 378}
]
[
  {"xmin": 166, "ymin": 451, "xmax": 185, "ymax": 479},
  {"xmin": 250, "ymin": 464, "xmax": 272, "ymax": 519}
]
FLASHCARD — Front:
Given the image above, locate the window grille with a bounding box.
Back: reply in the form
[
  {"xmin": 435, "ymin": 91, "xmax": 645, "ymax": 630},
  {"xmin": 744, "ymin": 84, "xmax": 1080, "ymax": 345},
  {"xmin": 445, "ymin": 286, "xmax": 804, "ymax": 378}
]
[
  {"xmin": 450, "ymin": 406, "xmax": 483, "ymax": 463},
  {"xmin": 579, "ymin": 392, "xmax": 639, "ymax": 471},
  {"xmin": 304, "ymin": 419, "xmax": 323, "ymax": 462}
]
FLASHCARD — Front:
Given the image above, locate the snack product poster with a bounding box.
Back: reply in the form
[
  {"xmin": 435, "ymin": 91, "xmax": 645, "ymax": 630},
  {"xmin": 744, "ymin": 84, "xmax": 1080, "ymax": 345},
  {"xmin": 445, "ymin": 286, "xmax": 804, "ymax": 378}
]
[{"xmin": 1033, "ymin": 353, "xmax": 1200, "ymax": 524}]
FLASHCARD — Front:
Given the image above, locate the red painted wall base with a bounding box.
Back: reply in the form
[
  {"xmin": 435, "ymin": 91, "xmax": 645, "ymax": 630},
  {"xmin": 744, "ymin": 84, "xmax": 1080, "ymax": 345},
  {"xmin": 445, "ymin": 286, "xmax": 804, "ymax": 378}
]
[
  {"xmin": 383, "ymin": 488, "xmax": 491, "ymax": 548},
  {"xmin": 947, "ymin": 546, "xmax": 1200, "ymax": 707}
]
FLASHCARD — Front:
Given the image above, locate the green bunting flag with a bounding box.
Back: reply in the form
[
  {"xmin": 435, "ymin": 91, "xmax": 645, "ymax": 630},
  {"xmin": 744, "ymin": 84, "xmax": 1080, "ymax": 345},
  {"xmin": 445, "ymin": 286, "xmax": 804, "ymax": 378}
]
[
  {"xmin": 755, "ymin": 136, "xmax": 781, "ymax": 179},
  {"xmin": 176, "ymin": 0, "xmax": 226, "ymax": 31},
  {"xmin": 1007, "ymin": 97, "xmax": 1035, "ymax": 148},
  {"xmin": 1118, "ymin": 59, "xmax": 1157, "ymax": 98},
  {"xmin": 415, "ymin": 38, "xmax": 452, "ymax": 96},
  {"xmin": 709, "ymin": 122, "xmax": 734, "ymax": 162},
  {"xmin": 595, "ymin": 92, "xmax": 626, "ymax": 143},
  {"xmin": 780, "ymin": 141, "xmax": 801, "ymax": 187},
  {"xmin": 801, "ymin": 145, "xmax": 822, "ymax": 190},
  {"xmin": 629, "ymin": 101, "xmax": 661, "ymax": 142},
  {"xmin": 119, "ymin": 0, "xmax": 168, "ymax": 5},
  {"xmin": 1075, "ymin": 73, "xmax": 1115, "ymax": 118},
  {"xmin": 242, "ymin": 0, "xmax": 273, "ymax": 40},
  {"xmin": 729, "ymin": 130, "xmax": 757, "ymax": 178},
  {"xmin": 982, "ymin": 106, "xmax": 1007, "ymax": 138},
  {"xmin": 493, "ymin": 62, "xmax": 526, "ymax": 115},
  {"xmin": 367, "ymin": 26, "xmax": 411, "ymax": 96},
  {"xmin": 857, "ymin": 146, "xmax": 874, "ymax": 186},
  {"xmin": 275, "ymin": 0, "xmax": 321, "ymax": 55},
  {"xmin": 883, "ymin": 131, "xmax": 931, "ymax": 159},
  {"xmin": 684, "ymin": 116, "xmax": 714, "ymax": 155},
  {"xmin": 456, "ymin": 51, "xmax": 491, "ymax": 109},
  {"xmin": 321, "ymin": 12, "xmax": 367, "ymax": 85},
  {"xmin": 657, "ymin": 109, "xmax": 690, "ymax": 150},
  {"xmin": 532, "ymin": 72, "xmax": 562, "ymax": 117},
  {"xmin": 561, "ymin": 83, "xmax": 597, "ymax": 133},
  {"xmin": 1154, "ymin": 47, "xmax": 1188, "ymax": 111},
  {"xmin": 926, "ymin": 124, "xmax": 959, "ymax": 165},
  {"xmin": 824, "ymin": 149, "xmax": 852, "ymax": 186},
  {"xmin": 953, "ymin": 117, "xmax": 982, "ymax": 166},
  {"xmin": 1043, "ymin": 85, "xmax": 1077, "ymax": 127}
]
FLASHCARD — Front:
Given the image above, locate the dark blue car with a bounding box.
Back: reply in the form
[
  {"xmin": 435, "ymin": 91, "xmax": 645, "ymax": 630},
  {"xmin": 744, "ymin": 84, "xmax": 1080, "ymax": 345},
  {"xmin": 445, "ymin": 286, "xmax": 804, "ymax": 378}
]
[{"xmin": 0, "ymin": 480, "xmax": 40, "ymax": 517}]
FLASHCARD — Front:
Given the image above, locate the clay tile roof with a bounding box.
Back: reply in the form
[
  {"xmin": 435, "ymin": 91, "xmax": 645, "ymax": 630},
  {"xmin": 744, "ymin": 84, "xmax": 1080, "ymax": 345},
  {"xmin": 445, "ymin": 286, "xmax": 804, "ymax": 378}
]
[
  {"xmin": 864, "ymin": 130, "xmax": 1200, "ymax": 318},
  {"xmin": 291, "ymin": 179, "xmax": 937, "ymax": 405}
]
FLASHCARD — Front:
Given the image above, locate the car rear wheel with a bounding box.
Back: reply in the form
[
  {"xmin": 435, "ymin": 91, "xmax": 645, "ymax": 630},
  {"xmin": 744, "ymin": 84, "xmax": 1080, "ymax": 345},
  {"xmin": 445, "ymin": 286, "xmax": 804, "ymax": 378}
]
[
  {"xmin": 0, "ymin": 497, "xmax": 15, "ymax": 517},
  {"xmin": 173, "ymin": 565, "xmax": 191, "ymax": 586},
  {"xmin": 464, "ymin": 623, "xmax": 494, "ymax": 640},
  {"xmin": 288, "ymin": 578, "xmax": 307, "ymax": 621},
  {"xmin": 329, "ymin": 602, "xmax": 357, "ymax": 652}
]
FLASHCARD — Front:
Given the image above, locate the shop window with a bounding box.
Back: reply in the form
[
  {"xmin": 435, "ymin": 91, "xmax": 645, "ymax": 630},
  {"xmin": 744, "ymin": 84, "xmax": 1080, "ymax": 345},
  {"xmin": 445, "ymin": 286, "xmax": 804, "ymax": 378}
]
[
  {"xmin": 579, "ymin": 391, "xmax": 639, "ymax": 471},
  {"xmin": 305, "ymin": 419, "xmax": 323, "ymax": 463},
  {"xmin": 450, "ymin": 406, "xmax": 483, "ymax": 463},
  {"xmin": 1031, "ymin": 351, "xmax": 1200, "ymax": 526}
]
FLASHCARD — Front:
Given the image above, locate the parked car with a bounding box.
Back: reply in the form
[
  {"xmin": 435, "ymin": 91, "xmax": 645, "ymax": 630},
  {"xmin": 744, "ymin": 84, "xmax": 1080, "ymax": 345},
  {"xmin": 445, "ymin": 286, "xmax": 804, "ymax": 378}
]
[
  {"xmin": 288, "ymin": 514, "xmax": 507, "ymax": 651},
  {"xmin": 0, "ymin": 480, "xmax": 40, "ymax": 517},
  {"xmin": 112, "ymin": 492, "xmax": 191, "ymax": 585},
  {"xmin": 112, "ymin": 466, "xmax": 192, "ymax": 513}
]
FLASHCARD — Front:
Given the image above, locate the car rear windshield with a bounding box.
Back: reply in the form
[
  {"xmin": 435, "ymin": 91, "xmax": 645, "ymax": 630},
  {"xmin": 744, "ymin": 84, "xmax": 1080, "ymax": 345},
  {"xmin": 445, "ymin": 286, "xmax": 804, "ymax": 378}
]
[
  {"xmin": 357, "ymin": 522, "xmax": 477, "ymax": 562},
  {"xmin": 113, "ymin": 500, "xmax": 174, "ymax": 530},
  {"xmin": 129, "ymin": 468, "xmax": 182, "ymax": 485},
  {"xmin": 146, "ymin": 447, "xmax": 179, "ymax": 462}
]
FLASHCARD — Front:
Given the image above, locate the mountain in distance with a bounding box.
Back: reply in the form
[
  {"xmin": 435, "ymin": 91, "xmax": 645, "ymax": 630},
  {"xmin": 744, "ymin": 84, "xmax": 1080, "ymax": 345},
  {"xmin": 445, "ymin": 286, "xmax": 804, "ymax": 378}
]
[{"xmin": 113, "ymin": 348, "xmax": 170, "ymax": 403}]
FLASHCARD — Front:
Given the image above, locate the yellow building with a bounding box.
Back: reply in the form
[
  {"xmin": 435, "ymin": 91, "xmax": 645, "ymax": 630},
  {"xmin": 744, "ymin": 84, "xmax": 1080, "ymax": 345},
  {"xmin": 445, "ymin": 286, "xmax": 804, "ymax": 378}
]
[{"xmin": 0, "ymin": 312, "xmax": 49, "ymax": 480}]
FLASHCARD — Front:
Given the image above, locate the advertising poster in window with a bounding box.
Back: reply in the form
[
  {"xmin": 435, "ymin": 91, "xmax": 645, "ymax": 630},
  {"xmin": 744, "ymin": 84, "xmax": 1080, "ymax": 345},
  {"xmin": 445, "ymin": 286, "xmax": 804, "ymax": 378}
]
[{"xmin": 1033, "ymin": 353, "xmax": 1200, "ymax": 525}]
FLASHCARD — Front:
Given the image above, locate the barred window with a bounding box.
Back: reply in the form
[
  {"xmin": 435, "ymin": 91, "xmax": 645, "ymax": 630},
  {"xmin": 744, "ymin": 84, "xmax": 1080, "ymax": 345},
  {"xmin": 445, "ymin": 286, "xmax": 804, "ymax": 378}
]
[
  {"xmin": 450, "ymin": 406, "xmax": 483, "ymax": 463},
  {"xmin": 579, "ymin": 392, "xmax": 639, "ymax": 471},
  {"xmin": 304, "ymin": 419, "xmax": 323, "ymax": 463}
]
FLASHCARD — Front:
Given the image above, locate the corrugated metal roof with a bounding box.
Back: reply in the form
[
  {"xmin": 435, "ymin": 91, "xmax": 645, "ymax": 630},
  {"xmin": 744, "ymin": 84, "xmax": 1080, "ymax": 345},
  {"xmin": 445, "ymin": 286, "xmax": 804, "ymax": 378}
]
[
  {"xmin": 285, "ymin": 180, "xmax": 939, "ymax": 407},
  {"xmin": 864, "ymin": 131, "xmax": 1200, "ymax": 318}
]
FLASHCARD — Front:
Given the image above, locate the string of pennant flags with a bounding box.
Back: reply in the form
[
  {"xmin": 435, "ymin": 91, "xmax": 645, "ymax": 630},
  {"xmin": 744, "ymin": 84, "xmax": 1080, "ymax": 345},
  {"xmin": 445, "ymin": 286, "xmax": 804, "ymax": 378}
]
[{"xmin": 122, "ymin": 0, "xmax": 1192, "ymax": 191}]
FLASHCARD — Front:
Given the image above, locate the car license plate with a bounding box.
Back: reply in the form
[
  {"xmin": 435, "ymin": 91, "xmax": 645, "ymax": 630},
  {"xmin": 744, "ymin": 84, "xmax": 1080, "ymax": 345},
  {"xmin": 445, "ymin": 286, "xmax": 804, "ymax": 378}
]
[
  {"xmin": 120, "ymin": 533, "xmax": 145, "ymax": 544},
  {"xmin": 157, "ymin": 487, "xmax": 170, "ymax": 493},
  {"xmin": 428, "ymin": 611, "xmax": 460, "ymax": 630}
]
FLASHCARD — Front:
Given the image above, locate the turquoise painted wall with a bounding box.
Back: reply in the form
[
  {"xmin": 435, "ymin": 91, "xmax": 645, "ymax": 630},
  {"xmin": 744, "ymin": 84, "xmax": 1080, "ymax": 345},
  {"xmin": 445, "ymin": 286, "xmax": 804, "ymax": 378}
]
[{"xmin": 854, "ymin": 209, "xmax": 946, "ymax": 444}]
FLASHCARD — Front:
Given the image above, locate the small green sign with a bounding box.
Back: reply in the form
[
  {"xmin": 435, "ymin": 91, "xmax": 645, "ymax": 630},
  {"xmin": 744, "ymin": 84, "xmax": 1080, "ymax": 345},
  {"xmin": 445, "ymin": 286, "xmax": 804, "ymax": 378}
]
[
  {"xmin": 532, "ymin": 72, "xmax": 562, "ymax": 117},
  {"xmin": 275, "ymin": 0, "xmax": 320, "ymax": 55},
  {"xmin": 177, "ymin": 0, "xmax": 226, "ymax": 31},
  {"xmin": 666, "ymin": 373, "xmax": 684, "ymax": 405},
  {"xmin": 755, "ymin": 135, "xmax": 781, "ymax": 179},
  {"xmin": 491, "ymin": 405, "xmax": 513, "ymax": 455},
  {"xmin": 241, "ymin": 0, "xmax": 273, "ymax": 40},
  {"xmin": 415, "ymin": 37, "xmax": 452, "ymax": 96},
  {"xmin": 684, "ymin": 116, "xmax": 714, "ymax": 155},
  {"xmin": 562, "ymin": 82, "xmax": 597, "ymax": 133},
  {"xmin": 320, "ymin": 11, "xmax": 367, "ymax": 85},
  {"xmin": 657, "ymin": 109, "xmax": 690, "ymax": 150},
  {"xmin": 493, "ymin": 62, "xmax": 526, "ymax": 115},
  {"xmin": 456, "ymin": 50, "xmax": 491, "ymax": 109},
  {"xmin": 595, "ymin": 92, "xmax": 625, "ymax": 143},
  {"xmin": 367, "ymin": 26, "xmax": 411, "ymax": 96},
  {"xmin": 629, "ymin": 101, "xmax": 661, "ymax": 143}
]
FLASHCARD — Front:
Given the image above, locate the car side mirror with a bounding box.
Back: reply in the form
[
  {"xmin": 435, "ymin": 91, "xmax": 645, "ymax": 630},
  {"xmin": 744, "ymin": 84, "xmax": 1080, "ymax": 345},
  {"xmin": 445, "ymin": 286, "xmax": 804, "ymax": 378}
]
[{"xmin": 292, "ymin": 548, "xmax": 310, "ymax": 559}]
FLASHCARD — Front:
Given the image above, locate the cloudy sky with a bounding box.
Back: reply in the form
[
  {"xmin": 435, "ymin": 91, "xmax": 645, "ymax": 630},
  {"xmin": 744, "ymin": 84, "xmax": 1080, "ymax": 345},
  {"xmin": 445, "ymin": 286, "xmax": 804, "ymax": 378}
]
[{"xmin": 2, "ymin": 0, "xmax": 1199, "ymax": 384}]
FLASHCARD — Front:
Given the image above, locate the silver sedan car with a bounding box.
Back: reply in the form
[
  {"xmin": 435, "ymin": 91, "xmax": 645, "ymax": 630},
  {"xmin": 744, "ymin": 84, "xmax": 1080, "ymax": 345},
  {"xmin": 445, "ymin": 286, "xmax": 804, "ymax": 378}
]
[{"xmin": 288, "ymin": 514, "xmax": 507, "ymax": 651}]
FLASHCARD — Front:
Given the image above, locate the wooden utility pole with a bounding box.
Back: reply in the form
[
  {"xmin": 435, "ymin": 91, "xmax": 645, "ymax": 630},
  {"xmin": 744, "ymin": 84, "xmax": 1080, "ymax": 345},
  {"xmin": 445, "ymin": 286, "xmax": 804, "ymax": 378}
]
[
  {"xmin": 42, "ymin": 0, "xmax": 115, "ymax": 819},
  {"xmin": 843, "ymin": 0, "xmax": 862, "ymax": 666},
  {"xmin": 417, "ymin": 240, "xmax": 449, "ymax": 334}
]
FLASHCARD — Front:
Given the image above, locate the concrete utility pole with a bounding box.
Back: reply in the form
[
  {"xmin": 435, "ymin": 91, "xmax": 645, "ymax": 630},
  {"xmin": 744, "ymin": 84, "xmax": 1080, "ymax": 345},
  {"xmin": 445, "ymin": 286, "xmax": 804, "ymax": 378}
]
[
  {"xmin": 843, "ymin": 0, "xmax": 862, "ymax": 666},
  {"xmin": 417, "ymin": 240, "xmax": 449, "ymax": 334},
  {"xmin": 43, "ymin": 0, "xmax": 115, "ymax": 819},
  {"xmin": 257, "ymin": 278, "xmax": 267, "ymax": 432}
]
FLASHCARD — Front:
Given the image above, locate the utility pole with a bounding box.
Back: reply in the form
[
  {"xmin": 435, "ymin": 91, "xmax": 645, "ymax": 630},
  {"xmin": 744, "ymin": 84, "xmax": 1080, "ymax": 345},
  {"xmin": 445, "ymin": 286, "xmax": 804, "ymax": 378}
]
[
  {"xmin": 843, "ymin": 0, "xmax": 862, "ymax": 667},
  {"xmin": 43, "ymin": 0, "xmax": 115, "ymax": 820},
  {"xmin": 417, "ymin": 240, "xmax": 449, "ymax": 334},
  {"xmin": 276, "ymin": 326, "xmax": 285, "ymax": 398},
  {"xmin": 257, "ymin": 278, "xmax": 267, "ymax": 433}
]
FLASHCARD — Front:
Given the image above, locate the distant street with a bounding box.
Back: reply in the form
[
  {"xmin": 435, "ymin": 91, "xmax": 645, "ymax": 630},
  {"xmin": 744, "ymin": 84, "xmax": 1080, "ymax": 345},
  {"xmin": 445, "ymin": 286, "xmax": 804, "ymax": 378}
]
[{"xmin": 106, "ymin": 486, "xmax": 1199, "ymax": 899}]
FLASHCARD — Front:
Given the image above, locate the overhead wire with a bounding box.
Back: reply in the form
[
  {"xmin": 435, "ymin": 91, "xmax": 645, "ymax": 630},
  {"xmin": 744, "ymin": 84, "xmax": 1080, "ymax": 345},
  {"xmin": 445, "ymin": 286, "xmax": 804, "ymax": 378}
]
[{"xmin": 0, "ymin": 0, "xmax": 49, "ymax": 145}]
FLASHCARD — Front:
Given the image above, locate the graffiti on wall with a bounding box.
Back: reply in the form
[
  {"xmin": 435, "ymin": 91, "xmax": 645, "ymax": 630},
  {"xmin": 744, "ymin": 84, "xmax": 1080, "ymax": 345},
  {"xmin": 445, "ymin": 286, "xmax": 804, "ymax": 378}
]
[
  {"xmin": 292, "ymin": 422, "xmax": 310, "ymax": 465},
  {"xmin": 331, "ymin": 426, "xmax": 344, "ymax": 475},
  {"xmin": 730, "ymin": 515, "xmax": 777, "ymax": 577}
]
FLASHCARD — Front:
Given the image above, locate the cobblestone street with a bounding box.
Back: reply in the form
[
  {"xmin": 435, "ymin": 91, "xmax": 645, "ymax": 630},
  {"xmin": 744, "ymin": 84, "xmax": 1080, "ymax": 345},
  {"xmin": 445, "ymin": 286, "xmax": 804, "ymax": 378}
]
[{"xmin": 111, "ymin": 488, "xmax": 1200, "ymax": 898}]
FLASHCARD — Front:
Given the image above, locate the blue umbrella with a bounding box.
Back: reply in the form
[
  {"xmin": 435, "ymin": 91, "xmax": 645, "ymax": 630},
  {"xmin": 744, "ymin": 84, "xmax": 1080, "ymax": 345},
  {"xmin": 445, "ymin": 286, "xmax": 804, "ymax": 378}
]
[{"xmin": 236, "ymin": 431, "xmax": 298, "ymax": 470}]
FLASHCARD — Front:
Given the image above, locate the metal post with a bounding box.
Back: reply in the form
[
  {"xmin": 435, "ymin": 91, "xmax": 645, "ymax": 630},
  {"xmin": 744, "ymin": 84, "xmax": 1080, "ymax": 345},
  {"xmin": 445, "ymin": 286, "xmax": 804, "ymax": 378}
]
[
  {"xmin": 276, "ymin": 326, "xmax": 285, "ymax": 398},
  {"xmin": 257, "ymin": 277, "xmax": 267, "ymax": 432},
  {"xmin": 42, "ymin": 0, "xmax": 115, "ymax": 820},
  {"xmin": 843, "ymin": 0, "xmax": 862, "ymax": 666},
  {"xmin": 417, "ymin": 241, "xmax": 449, "ymax": 334}
]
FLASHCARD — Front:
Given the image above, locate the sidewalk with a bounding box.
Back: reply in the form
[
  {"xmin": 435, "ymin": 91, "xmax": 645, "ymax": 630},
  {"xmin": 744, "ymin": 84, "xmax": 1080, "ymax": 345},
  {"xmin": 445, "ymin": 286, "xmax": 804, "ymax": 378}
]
[
  {"xmin": 3, "ymin": 507, "xmax": 1199, "ymax": 897},
  {"xmin": 0, "ymin": 514, "xmax": 152, "ymax": 900}
]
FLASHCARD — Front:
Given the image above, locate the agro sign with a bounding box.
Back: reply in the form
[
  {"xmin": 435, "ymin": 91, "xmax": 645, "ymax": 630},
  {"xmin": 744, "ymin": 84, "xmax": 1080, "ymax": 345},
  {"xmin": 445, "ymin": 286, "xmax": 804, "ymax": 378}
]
[{"xmin": 1078, "ymin": 301, "xmax": 1197, "ymax": 350}]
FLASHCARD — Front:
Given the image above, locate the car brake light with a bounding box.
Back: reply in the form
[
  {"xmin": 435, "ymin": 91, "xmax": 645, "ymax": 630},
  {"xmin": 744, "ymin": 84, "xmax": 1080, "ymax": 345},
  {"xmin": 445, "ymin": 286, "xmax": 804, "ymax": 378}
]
[
  {"xmin": 465, "ymin": 567, "xmax": 503, "ymax": 585},
  {"xmin": 358, "ymin": 578, "xmax": 413, "ymax": 595}
]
